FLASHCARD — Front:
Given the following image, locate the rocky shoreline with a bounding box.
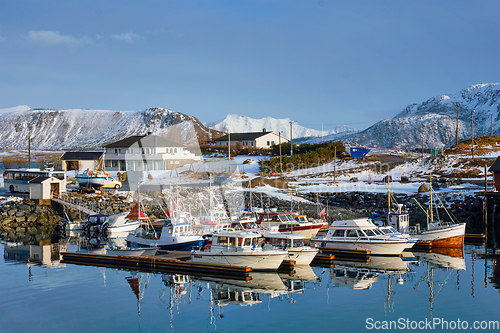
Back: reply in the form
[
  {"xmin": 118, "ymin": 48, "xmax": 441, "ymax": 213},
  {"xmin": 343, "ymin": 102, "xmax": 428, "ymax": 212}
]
[{"xmin": 1, "ymin": 187, "xmax": 498, "ymax": 244}]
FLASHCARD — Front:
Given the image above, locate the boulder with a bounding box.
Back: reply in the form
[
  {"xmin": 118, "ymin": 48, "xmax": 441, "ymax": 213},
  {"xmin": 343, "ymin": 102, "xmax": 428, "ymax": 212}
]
[{"xmin": 418, "ymin": 183, "xmax": 429, "ymax": 193}]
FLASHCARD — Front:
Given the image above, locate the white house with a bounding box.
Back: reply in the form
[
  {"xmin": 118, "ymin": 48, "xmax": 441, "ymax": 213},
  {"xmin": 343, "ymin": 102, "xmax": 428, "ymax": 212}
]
[
  {"xmin": 213, "ymin": 131, "xmax": 289, "ymax": 149},
  {"xmin": 60, "ymin": 151, "xmax": 104, "ymax": 171},
  {"xmin": 103, "ymin": 134, "xmax": 202, "ymax": 171}
]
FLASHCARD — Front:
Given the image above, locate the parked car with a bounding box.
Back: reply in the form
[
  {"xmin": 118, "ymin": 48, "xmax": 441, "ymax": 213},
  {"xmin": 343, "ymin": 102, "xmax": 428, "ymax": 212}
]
[{"xmin": 104, "ymin": 177, "xmax": 122, "ymax": 189}]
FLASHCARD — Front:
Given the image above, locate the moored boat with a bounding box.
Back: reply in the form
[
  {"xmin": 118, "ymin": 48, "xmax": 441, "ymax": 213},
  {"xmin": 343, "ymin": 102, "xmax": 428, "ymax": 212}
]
[
  {"xmin": 262, "ymin": 227, "xmax": 318, "ymax": 265},
  {"xmin": 126, "ymin": 216, "xmax": 206, "ymax": 251},
  {"xmin": 190, "ymin": 229, "xmax": 288, "ymax": 271},
  {"xmin": 311, "ymin": 218, "xmax": 416, "ymax": 256}
]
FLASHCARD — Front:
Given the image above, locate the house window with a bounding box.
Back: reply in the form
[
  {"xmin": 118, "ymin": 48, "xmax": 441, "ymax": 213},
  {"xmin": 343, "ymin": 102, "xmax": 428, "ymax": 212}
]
[
  {"xmin": 174, "ymin": 148, "xmax": 177, "ymax": 153},
  {"xmin": 114, "ymin": 149, "xmax": 121, "ymax": 154},
  {"xmin": 267, "ymin": 141, "xmax": 270, "ymax": 146}
]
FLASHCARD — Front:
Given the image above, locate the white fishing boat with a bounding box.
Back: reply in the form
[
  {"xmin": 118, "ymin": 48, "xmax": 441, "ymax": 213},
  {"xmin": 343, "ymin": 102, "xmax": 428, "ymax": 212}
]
[
  {"xmin": 311, "ymin": 218, "xmax": 416, "ymax": 255},
  {"xmin": 127, "ymin": 216, "xmax": 206, "ymax": 251},
  {"xmin": 256, "ymin": 210, "xmax": 322, "ymax": 239},
  {"xmin": 104, "ymin": 203, "xmax": 147, "ymax": 234},
  {"xmin": 387, "ymin": 200, "xmax": 466, "ymax": 248},
  {"xmin": 190, "ymin": 229, "xmax": 288, "ymax": 271},
  {"xmin": 262, "ymin": 227, "xmax": 318, "ymax": 265}
]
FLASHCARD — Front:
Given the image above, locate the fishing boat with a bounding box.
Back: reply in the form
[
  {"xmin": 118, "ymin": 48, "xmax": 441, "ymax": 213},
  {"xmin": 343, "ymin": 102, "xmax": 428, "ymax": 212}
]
[
  {"xmin": 280, "ymin": 214, "xmax": 323, "ymax": 239},
  {"xmin": 311, "ymin": 218, "xmax": 416, "ymax": 255},
  {"xmin": 126, "ymin": 214, "xmax": 206, "ymax": 251},
  {"xmin": 387, "ymin": 194, "xmax": 465, "ymax": 248},
  {"xmin": 262, "ymin": 227, "xmax": 319, "ymax": 265},
  {"xmin": 190, "ymin": 229, "xmax": 288, "ymax": 271}
]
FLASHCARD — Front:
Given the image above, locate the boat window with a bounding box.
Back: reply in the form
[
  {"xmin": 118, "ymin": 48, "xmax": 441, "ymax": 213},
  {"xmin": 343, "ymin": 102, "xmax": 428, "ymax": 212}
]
[
  {"xmin": 364, "ymin": 229, "xmax": 376, "ymax": 237},
  {"xmin": 372, "ymin": 229, "xmax": 382, "ymax": 235},
  {"xmin": 346, "ymin": 230, "xmax": 358, "ymax": 237},
  {"xmin": 168, "ymin": 228, "xmax": 173, "ymax": 234},
  {"xmin": 217, "ymin": 236, "xmax": 227, "ymax": 245},
  {"xmin": 229, "ymin": 237, "xmax": 236, "ymax": 246},
  {"xmin": 332, "ymin": 230, "xmax": 345, "ymax": 237},
  {"xmin": 243, "ymin": 238, "xmax": 252, "ymax": 246}
]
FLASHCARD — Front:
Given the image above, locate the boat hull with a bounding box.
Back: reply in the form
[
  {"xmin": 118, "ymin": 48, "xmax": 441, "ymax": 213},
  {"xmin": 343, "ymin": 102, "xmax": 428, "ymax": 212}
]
[
  {"xmin": 191, "ymin": 251, "xmax": 287, "ymax": 271},
  {"xmin": 106, "ymin": 247, "xmax": 158, "ymax": 256},
  {"xmin": 286, "ymin": 248, "xmax": 318, "ymax": 265},
  {"xmin": 414, "ymin": 223, "xmax": 466, "ymax": 248},
  {"xmin": 127, "ymin": 235, "xmax": 206, "ymax": 251},
  {"xmin": 76, "ymin": 176, "xmax": 106, "ymax": 189},
  {"xmin": 312, "ymin": 238, "xmax": 415, "ymax": 256},
  {"xmin": 278, "ymin": 225, "xmax": 322, "ymax": 239}
]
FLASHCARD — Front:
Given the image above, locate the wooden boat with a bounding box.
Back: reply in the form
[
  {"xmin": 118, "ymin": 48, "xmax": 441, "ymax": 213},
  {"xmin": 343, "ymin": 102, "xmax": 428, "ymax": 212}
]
[
  {"xmin": 190, "ymin": 229, "xmax": 288, "ymax": 271},
  {"xmin": 311, "ymin": 218, "xmax": 416, "ymax": 255}
]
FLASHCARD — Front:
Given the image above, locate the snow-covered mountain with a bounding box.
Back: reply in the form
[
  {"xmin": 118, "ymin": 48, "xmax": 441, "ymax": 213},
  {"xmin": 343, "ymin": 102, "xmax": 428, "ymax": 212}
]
[
  {"xmin": 211, "ymin": 114, "xmax": 357, "ymax": 139},
  {"xmin": 0, "ymin": 107, "xmax": 222, "ymax": 150},
  {"xmin": 345, "ymin": 83, "xmax": 500, "ymax": 149}
]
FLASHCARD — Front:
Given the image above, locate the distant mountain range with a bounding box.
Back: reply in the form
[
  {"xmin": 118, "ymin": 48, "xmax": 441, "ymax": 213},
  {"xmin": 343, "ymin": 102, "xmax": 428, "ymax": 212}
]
[
  {"xmin": 0, "ymin": 107, "xmax": 221, "ymax": 150},
  {"xmin": 343, "ymin": 83, "xmax": 500, "ymax": 149},
  {"xmin": 2, "ymin": 83, "xmax": 499, "ymax": 151}
]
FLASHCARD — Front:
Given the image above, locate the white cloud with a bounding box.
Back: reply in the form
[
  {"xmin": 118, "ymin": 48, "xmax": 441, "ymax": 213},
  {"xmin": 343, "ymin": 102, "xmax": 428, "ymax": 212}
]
[
  {"xmin": 111, "ymin": 32, "xmax": 142, "ymax": 43},
  {"xmin": 27, "ymin": 30, "xmax": 93, "ymax": 46}
]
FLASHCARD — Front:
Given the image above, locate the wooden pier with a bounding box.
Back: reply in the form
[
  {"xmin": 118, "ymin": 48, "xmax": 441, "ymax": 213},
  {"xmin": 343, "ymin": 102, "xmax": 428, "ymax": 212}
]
[
  {"xmin": 61, "ymin": 251, "xmax": 252, "ymax": 279},
  {"xmin": 318, "ymin": 247, "xmax": 371, "ymax": 260}
]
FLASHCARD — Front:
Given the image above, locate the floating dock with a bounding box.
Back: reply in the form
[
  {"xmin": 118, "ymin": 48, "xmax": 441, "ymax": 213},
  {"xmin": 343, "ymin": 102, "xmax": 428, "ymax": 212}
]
[
  {"xmin": 311, "ymin": 253, "xmax": 336, "ymax": 267},
  {"xmin": 465, "ymin": 234, "xmax": 486, "ymax": 245},
  {"xmin": 318, "ymin": 247, "xmax": 371, "ymax": 260},
  {"xmin": 61, "ymin": 251, "xmax": 252, "ymax": 279}
]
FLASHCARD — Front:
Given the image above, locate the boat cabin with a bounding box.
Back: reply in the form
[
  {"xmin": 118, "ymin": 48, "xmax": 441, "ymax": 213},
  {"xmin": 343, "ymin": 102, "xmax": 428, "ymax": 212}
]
[
  {"xmin": 293, "ymin": 215, "xmax": 310, "ymax": 223},
  {"xmin": 387, "ymin": 204, "xmax": 410, "ymax": 234},
  {"xmin": 326, "ymin": 218, "xmax": 386, "ymax": 239},
  {"xmin": 210, "ymin": 231, "xmax": 264, "ymax": 252},
  {"xmin": 263, "ymin": 232, "xmax": 306, "ymax": 249},
  {"xmin": 257, "ymin": 211, "xmax": 295, "ymax": 228}
]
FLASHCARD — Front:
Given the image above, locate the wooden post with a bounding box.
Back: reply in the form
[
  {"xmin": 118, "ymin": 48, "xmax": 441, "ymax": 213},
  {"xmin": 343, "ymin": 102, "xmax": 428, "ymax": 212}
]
[{"xmin": 334, "ymin": 146, "xmax": 336, "ymax": 183}]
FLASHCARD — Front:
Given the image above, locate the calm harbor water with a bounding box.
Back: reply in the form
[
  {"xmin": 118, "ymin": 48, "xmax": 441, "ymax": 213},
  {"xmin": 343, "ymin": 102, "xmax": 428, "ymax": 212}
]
[{"xmin": 1, "ymin": 238, "xmax": 499, "ymax": 333}]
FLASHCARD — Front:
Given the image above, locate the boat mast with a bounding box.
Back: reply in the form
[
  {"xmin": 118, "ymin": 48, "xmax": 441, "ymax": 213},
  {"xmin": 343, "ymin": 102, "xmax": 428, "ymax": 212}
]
[{"xmin": 430, "ymin": 173, "xmax": 433, "ymax": 223}]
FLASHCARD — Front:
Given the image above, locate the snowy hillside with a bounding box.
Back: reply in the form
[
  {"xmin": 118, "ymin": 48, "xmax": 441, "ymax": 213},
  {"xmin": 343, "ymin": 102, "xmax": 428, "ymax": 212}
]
[
  {"xmin": 212, "ymin": 114, "xmax": 357, "ymax": 139},
  {"xmin": 345, "ymin": 83, "xmax": 500, "ymax": 149},
  {"xmin": 0, "ymin": 107, "xmax": 221, "ymax": 150}
]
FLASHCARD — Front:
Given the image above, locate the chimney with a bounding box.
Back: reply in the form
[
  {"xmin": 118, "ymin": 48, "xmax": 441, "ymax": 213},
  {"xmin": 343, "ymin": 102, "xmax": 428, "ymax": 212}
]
[{"xmin": 263, "ymin": 128, "xmax": 266, "ymax": 132}]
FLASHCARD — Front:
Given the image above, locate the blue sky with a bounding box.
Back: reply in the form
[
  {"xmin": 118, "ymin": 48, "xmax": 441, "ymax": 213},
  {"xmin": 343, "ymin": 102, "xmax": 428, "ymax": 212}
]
[{"xmin": 1, "ymin": 0, "xmax": 499, "ymax": 131}]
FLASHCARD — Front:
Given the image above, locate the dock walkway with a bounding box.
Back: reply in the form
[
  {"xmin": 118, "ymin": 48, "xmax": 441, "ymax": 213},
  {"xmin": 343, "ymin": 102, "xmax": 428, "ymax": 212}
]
[{"xmin": 53, "ymin": 197, "xmax": 99, "ymax": 215}]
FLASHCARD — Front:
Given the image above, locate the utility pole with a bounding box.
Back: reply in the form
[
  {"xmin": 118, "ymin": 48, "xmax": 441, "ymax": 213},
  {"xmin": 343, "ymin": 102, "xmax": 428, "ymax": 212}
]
[
  {"xmin": 228, "ymin": 131, "xmax": 231, "ymax": 160},
  {"xmin": 289, "ymin": 121, "xmax": 293, "ymax": 156},
  {"xmin": 491, "ymin": 113, "xmax": 493, "ymax": 136},
  {"xmin": 456, "ymin": 104, "xmax": 459, "ymax": 146},
  {"xmin": 334, "ymin": 146, "xmax": 337, "ymax": 183},
  {"xmin": 471, "ymin": 110, "xmax": 475, "ymax": 159},
  {"xmin": 28, "ymin": 135, "xmax": 31, "ymax": 168},
  {"xmin": 279, "ymin": 131, "xmax": 283, "ymax": 176}
]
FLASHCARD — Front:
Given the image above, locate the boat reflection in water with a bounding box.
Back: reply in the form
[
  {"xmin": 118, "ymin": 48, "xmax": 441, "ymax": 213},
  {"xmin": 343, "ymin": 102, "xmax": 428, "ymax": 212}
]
[
  {"xmin": 412, "ymin": 247, "xmax": 466, "ymax": 270},
  {"xmin": 410, "ymin": 247, "xmax": 466, "ymax": 317},
  {"xmin": 328, "ymin": 256, "xmax": 411, "ymax": 290}
]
